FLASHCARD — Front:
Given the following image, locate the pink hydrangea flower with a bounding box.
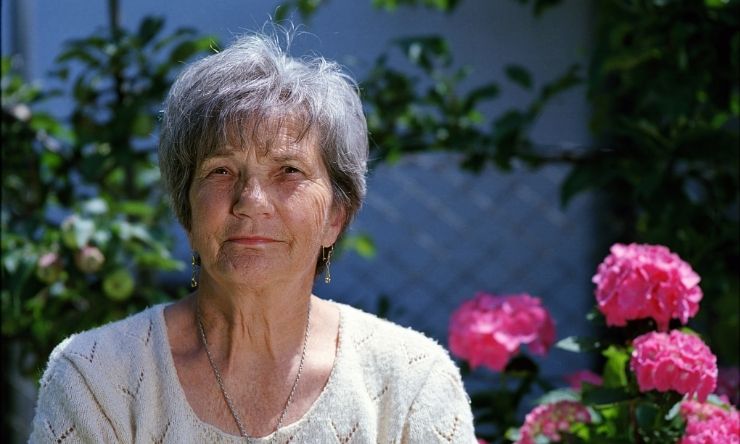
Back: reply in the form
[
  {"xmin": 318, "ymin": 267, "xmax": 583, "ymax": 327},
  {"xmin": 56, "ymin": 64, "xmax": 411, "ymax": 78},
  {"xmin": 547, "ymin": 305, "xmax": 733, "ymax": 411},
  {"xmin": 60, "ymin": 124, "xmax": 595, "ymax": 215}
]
[
  {"xmin": 679, "ymin": 399, "xmax": 739, "ymax": 444},
  {"xmin": 448, "ymin": 292, "xmax": 556, "ymax": 371},
  {"xmin": 716, "ymin": 367, "xmax": 740, "ymax": 406},
  {"xmin": 564, "ymin": 370, "xmax": 603, "ymax": 390},
  {"xmin": 592, "ymin": 243, "xmax": 702, "ymax": 331},
  {"xmin": 631, "ymin": 330, "xmax": 717, "ymax": 402},
  {"xmin": 516, "ymin": 401, "xmax": 591, "ymax": 444}
]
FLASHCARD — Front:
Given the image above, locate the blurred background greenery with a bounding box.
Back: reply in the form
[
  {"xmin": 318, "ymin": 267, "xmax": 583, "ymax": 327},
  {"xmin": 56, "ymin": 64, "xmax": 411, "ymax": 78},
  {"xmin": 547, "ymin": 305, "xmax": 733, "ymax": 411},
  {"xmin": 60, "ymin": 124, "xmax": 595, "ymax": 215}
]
[{"xmin": 2, "ymin": 0, "xmax": 738, "ymax": 441}]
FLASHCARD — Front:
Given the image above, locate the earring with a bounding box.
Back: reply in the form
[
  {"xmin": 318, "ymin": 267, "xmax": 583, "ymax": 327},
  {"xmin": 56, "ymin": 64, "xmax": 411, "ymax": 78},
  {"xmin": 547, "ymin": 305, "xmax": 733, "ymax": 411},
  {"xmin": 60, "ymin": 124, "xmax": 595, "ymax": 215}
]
[
  {"xmin": 191, "ymin": 252, "xmax": 200, "ymax": 288},
  {"xmin": 323, "ymin": 245, "xmax": 334, "ymax": 284}
]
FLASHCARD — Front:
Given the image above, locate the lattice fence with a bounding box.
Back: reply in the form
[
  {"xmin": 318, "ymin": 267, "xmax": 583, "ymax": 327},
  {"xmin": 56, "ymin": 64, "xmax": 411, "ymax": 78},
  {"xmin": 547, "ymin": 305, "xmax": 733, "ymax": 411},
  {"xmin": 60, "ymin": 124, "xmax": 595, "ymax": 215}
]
[{"xmin": 317, "ymin": 152, "xmax": 600, "ymax": 379}]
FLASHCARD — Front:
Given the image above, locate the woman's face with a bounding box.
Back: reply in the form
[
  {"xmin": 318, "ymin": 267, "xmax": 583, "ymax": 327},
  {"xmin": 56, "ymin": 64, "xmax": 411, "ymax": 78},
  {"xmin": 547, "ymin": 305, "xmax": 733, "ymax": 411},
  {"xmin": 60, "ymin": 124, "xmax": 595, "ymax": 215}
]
[{"xmin": 188, "ymin": 121, "xmax": 344, "ymax": 289}]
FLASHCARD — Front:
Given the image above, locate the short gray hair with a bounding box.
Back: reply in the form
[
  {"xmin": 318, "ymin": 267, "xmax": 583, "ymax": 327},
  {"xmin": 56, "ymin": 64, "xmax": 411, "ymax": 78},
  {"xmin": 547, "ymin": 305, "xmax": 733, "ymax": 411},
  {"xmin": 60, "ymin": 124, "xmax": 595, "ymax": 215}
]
[{"xmin": 158, "ymin": 32, "xmax": 369, "ymax": 246}]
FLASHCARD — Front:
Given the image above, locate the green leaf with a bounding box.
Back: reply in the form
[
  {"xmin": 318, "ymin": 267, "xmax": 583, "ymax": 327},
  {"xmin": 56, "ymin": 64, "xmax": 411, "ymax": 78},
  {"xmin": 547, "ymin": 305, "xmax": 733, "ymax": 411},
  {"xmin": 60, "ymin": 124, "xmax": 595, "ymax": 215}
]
[
  {"xmin": 395, "ymin": 36, "xmax": 451, "ymax": 71},
  {"xmin": 504, "ymin": 64, "xmax": 533, "ymax": 90},
  {"xmin": 533, "ymin": 0, "xmax": 564, "ymax": 16},
  {"xmin": 581, "ymin": 386, "xmax": 632, "ymax": 405},
  {"xmin": 68, "ymin": 217, "xmax": 96, "ymax": 248},
  {"xmin": 602, "ymin": 345, "xmax": 629, "ymax": 388},
  {"xmin": 168, "ymin": 36, "xmax": 217, "ymax": 64},
  {"xmin": 131, "ymin": 112, "xmax": 154, "ymax": 136},
  {"xmin": 29, "ymin": 113, "xmax": 65, "ymax": 135},
  {"xmin": 504, "ymin": 427, "xmax": 521, "ymax": 442},
  {"xmin": 137, "ymin": 17, "xmax": 165, "ymax": 47},
  {"xmin": 102, "ymin": 268, "xmax": 135, "ymax": 301},
  {"xmin": 56, "ymin": 47, "xmax": 101, "ymax": 66},
  {"xmin": 134, "ymin": 251, "xmax": 184, "ymax": 271},
  {"xmin": 635, "ymin": 402, "xmax": 658, "ymax": 428},
  {"xmin": 464, "ymin": 83, "xmax": 500, "ymax": 109},
  {"xmin": 665, "ymin": 399, "xmax": 682, "ymax": 420},
  {"xmin": 537, "ymin": 63, "xmax": 581, "ymax": 103},
  {"xmin": 114, "ymin": 221, "xmax": 152, "ymax": 243},
  {"xmin": 704, "ymin": 0, "xmax": 729, "ymax": 7},
  {"xmin": 82, "ymin": 198, "xmax": 109, "ymax": 215},
  {"xmin": 341, "ymin": 233, "xmax": 376, "ymax": 259},
  {"xmin": 536, "ymin": 388, "xmax": 580, "ymax": 404},
  {"xmin": 118, "ymin": 201, "xmax": 155, "ymax": 218},
  {"xmin": 559, "ymin": 162, "xmax": 613, "ymax": 207},
  {"xmin": 555, "ymin": 336, "xmax": 601, "ymax": 353},
  {"xmin": 372, "ymin": 0, "xmax": 458, "ymax": 12}
]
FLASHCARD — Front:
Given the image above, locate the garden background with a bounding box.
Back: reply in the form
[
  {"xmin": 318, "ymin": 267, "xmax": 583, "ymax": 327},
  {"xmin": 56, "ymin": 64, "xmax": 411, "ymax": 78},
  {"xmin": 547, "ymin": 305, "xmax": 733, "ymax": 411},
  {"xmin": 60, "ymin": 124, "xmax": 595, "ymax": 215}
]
[{"xmin": 2, "ymin": 0, "xmax": 737, "ymax": 442}]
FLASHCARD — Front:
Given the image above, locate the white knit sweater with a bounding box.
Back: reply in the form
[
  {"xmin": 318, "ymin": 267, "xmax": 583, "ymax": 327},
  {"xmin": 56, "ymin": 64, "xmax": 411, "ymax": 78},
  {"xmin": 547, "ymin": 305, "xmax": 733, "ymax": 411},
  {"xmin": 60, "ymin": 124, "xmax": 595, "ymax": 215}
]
[{"xmin": 30, "ymin": 302, "xmax": 477, "ymax": 443}]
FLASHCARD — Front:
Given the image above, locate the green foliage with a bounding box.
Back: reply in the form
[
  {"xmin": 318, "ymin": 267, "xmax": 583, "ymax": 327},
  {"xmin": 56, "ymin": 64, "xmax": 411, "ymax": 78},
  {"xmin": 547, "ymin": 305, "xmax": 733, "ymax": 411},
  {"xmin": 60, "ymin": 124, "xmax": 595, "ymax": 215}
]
[
  {"xmin": 568, "ymin": 361, "xmax": 688, "ymax": 443},
  {"xmin": 1, "ymin": 18, "xmax": 218, "ymax": 377},
  {"xmin": 470, "ymin": 355, "xmax": 551, "ymax": 443},
  {"xmin": 372, "ymin": 0, "xmax": 460, "ymax": 12},
  {"xmin": 276, "ymin": 0, "xmax": 459, "ymax": 21},
  {"xmin": 362, "ymin": 35, "xmax": 580, "ymax": 173},
  {"xmin": 577, "ymin": 0, "xmax": 740, "ymax": 364},
  {"xmin": 512, "ymin": 0, "xmax": 565, "ymax": 17},
  {"xmin": 275, "ymin": 0, "xmax": 329, "ymax": 22}
]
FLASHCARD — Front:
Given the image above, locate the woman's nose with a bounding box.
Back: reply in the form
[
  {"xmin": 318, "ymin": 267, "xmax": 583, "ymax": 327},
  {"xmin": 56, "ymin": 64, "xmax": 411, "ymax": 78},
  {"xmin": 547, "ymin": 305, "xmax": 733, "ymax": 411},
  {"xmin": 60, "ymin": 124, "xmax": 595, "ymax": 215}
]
[{"xmin": 233, "ymin": 177, "xmax": 272, "ymax": 217}]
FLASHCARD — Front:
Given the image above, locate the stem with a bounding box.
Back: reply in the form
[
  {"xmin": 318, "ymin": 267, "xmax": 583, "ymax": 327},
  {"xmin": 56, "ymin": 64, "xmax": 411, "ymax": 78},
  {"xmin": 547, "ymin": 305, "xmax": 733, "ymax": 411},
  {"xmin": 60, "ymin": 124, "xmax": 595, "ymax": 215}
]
[
  {"xmin": 512, "ymin": 371, "xmax": 535, "ymax": 408},
  {"xmin": 108, "ymin": 0, "xmax": 120, "ymax": 39},
  {"xmin": 630, "ymin": 399, "xmax": 644, "ymax": 444},
  {"xmin": 107, "ymin": 0, "xmax": 124, "ymax": 104},
  {"xmin": 106, "ymin": 0, "xmax": 134, "ymax": 196}
]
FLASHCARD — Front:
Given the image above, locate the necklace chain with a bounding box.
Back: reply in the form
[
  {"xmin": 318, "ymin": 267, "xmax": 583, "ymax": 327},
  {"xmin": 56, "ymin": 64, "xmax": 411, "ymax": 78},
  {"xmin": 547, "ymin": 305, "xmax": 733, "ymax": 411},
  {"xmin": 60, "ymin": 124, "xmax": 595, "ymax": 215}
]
[{"xmin": 196, "ymin": 299, "xmax": 312, "ymax": 441}]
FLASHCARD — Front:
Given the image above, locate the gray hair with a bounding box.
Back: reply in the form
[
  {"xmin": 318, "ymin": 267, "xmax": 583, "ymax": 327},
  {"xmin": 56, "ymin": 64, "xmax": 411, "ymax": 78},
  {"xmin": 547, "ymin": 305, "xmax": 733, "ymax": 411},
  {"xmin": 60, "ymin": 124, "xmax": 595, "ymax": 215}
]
[{"xmin": 158, "ymin": 32, "xmax": 369, "ymax": 265}]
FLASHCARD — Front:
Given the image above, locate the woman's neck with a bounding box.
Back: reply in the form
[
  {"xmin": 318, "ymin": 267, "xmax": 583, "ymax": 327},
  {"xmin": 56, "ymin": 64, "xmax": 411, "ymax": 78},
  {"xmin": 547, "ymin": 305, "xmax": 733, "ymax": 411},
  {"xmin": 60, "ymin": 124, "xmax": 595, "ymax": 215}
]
[{"xmin": 193, "ymin": 275, "xmax": 313, "ymax": 367}]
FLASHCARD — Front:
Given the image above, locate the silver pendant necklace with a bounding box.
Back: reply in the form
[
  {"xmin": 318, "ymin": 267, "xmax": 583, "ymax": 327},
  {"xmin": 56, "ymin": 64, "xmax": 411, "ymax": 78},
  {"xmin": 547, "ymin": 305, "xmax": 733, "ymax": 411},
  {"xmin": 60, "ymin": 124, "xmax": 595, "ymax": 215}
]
[{"xmin": 196, "ymin": 298, "xmax": 312, "ymax": 441}]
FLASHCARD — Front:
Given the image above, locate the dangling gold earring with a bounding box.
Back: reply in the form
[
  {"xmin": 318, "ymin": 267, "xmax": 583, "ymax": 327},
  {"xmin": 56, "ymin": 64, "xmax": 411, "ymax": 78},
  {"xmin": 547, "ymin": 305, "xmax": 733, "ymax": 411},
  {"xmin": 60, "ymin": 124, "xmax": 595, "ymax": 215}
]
[
  {"xmin": 323, "ymin": 245, "xmax": 334, "ymax": 284},
  {"xmin": 191, "ymin": 252, "xmax": 200, "ymax": 288}
]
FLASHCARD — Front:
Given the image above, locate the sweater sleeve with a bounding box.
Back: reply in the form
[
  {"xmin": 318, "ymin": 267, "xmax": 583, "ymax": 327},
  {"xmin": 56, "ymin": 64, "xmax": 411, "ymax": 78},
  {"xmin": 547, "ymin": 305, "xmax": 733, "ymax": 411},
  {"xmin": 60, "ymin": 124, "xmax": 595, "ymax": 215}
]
[
  {"xmin": 401, "ymin": 354, "xmax": 477, "ymax": 444},
  {"xmin": 29, "ymin": 354, "xmax": 119, "ymax": 443}
]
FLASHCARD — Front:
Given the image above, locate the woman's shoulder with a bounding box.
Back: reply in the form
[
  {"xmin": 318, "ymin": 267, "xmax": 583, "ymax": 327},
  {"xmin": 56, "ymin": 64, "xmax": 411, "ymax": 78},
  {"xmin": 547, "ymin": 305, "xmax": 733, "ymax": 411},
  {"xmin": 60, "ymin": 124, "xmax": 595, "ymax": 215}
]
[
  {"xmin": 340, "ymin": 303, "xmax": 448, "ymax": 357},
  {"xmin": 32, "ymin": 303, "xmax": 175, "ymax": 442},
  {"xmin": 337, "ymin": 302, "xmax": 458, "ymax": 385},
  {"xmin": 333, "ymin": 302, "xmax": 475, "ymax": 440},
  {"xmin": 40, "ymin": 303, "xmax": 168, "ymax": 384}
]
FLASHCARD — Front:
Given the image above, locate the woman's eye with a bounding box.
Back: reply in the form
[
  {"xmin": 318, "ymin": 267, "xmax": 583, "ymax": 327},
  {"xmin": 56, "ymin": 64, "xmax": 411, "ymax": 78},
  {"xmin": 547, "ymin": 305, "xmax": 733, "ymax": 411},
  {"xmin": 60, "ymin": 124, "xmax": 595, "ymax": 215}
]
[
  {"xmin": 210, "ymin": 167, "xmax": 230, "ymax": 175},
  {"xmin": 282, "ymin": 166, "xmax": 301, "ymax": 175}
]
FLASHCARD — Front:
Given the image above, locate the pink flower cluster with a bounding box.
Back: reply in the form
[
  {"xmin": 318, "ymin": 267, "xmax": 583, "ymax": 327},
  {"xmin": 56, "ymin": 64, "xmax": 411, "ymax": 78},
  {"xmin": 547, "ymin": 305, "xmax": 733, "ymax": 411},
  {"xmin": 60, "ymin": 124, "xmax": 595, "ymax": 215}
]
[
  {"xmin": 564, "ymin": 370, "xmax": 603, "ymax": 390},
  {"xmin": 679, "ymin": 399, "xmax": 739, "ymax": 444},
  {"xmin": 448, "ymin": 292, "xmax": 556, "ymax": 371},
  {"xmin": 631, "ymin": 330, "xmax": 717, "ymax": 402},
  {"xmin": 516, "ymin": 401, "xmax": 591, "ymax": 444},
  {"xmin": 592, "ymin": 243, "xmax": 702, "ymax": 331}
]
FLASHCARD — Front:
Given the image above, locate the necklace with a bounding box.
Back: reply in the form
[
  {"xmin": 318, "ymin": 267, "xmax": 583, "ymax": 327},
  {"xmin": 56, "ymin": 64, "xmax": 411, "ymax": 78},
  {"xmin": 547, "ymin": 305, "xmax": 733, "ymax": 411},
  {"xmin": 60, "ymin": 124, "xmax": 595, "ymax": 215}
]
[{"xmin": 195, "ymin": 298, "xmax": 312, "ymax": 441}]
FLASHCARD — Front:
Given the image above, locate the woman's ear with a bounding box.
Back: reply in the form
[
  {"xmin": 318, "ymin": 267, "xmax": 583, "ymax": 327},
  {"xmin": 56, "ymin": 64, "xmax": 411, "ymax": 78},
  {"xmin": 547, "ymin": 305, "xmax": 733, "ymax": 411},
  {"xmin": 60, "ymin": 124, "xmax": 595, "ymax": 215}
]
[{"xmin": 324, "ymin": 204, "xmax": 346, "ymax": 246}]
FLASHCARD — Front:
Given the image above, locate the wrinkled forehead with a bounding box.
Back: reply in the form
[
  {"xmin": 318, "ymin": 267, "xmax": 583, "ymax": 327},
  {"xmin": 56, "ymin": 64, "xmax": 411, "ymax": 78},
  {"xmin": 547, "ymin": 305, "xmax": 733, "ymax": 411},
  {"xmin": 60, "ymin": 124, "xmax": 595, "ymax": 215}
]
[{"xmin": 199, "ymin": 109, "xmax": 319, "ymax": 163}]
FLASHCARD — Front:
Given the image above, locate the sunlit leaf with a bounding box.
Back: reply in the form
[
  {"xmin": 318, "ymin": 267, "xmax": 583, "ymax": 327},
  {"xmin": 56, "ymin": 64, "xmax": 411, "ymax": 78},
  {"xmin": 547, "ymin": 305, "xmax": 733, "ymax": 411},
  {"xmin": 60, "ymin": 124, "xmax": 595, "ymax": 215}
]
[
  {"xmin": 555, "ymin": 336, "xmax": 601, "ymax": 353},
  {"xmin": 602, "ymin": 345, "xmax": 629, "ymax": 388}
]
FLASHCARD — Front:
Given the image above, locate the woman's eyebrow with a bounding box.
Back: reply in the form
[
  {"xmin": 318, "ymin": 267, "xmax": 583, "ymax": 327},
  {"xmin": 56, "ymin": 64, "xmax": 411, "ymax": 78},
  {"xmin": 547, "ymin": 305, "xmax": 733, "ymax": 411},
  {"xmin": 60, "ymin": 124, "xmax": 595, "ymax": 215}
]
[
  {"xmin": 269, "ymin": 152, "xmax": 308, "ymax": 164},
  {"xmin": 203, "ymin": 147, "xmax": 238, "ymax": 160}
]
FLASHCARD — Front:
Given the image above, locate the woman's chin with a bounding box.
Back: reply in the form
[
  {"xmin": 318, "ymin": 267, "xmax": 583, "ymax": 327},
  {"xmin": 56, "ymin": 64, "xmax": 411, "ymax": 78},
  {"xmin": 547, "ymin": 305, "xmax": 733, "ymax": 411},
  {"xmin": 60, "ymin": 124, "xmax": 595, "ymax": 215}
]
[{"xmin": 207, "ymin": 256, "xmax": 306, "ymax": 289}]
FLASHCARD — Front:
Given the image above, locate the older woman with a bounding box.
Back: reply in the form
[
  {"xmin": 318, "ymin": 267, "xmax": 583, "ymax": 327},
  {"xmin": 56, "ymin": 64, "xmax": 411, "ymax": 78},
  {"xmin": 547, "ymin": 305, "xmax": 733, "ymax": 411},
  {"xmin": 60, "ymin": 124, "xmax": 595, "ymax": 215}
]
[{"xmin": 30, "ymin": 33, "xmax": 476, "ymax": 443}]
